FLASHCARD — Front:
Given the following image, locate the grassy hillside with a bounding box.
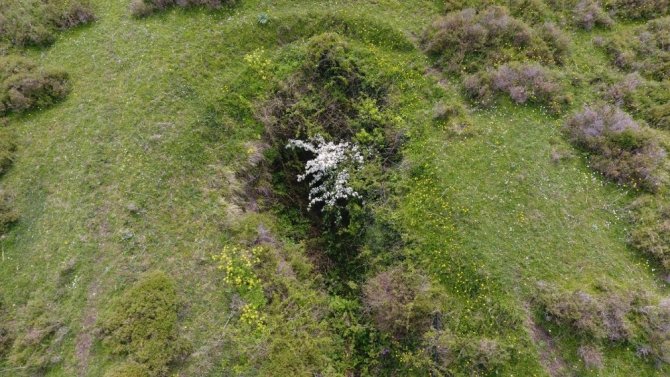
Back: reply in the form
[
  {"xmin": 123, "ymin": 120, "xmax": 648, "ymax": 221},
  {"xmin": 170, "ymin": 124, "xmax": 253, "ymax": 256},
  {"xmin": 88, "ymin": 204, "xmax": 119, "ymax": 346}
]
[{"xmin": 0, "ymin": 0, "xmax": 669, "ymax": 376}]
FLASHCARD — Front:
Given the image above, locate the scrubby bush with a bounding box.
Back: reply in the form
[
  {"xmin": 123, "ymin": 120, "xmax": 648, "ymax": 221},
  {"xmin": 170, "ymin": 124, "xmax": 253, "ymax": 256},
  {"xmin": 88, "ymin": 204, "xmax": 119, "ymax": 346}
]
[
  {"xmin": 639, "ymin": 298, "xmax": 670, "ymax": 364},
  {"xmin": 362, "ymin": 266, "xmax": 439, "ymax": 341},
  {"xmin": 602, "ymin": 74, "xmax": 670, "ymax": 130},
  {"xmin": 564, "ymin": 104, "xmax": 666, "ymax": 191},
  {"xmin": 464, "ymin": 62, "xmax": 571, "ymax": 113},
  {"xmin": 578, "ymin": 344, "xmax": 604, "ymax": 369},
  {"xmin": 607, "ymin": 0, "xmax": 670, "ymax": 20},
  {"xmin": 0, "ymin": 56, "xmax": 70, "ymax": 115},
  {"xmin": 421, "ymin": 6, "xmax": 569, "ymax": 73},
  {"xmin": 0, "ymin": 0, "xmax": 94, "ymax": 48},
  {"xmin": 573, "ymin": 0, "xmax": 614, "ymax": 30},
  {"xmin": 0, "ymin": 127, "xmax": 15, "ymax": 177},
  {"xmin": 130, "ymin": 0, "xmax": 235, "ymax": 17},
  {"xmin": 104, "ymin": 362, "xmax": 151, "ymax": 377},
  {"xmin": 0, "ymin": 189, "xmax": 18, "ymax": 235},
  {"xmin": 602, "ymin": 17, "xmax": 670, "ymax": 81},
  {"xmin": 628, "ymin": 196, "xmax": 670, "ymax": 272},
  {"xmin": 424, "ymin": 330, "xmax": 511, "ymax": 373},
  {"xmin": 98, "ymin": 271, "xmax": 190, "ymax": 377}
]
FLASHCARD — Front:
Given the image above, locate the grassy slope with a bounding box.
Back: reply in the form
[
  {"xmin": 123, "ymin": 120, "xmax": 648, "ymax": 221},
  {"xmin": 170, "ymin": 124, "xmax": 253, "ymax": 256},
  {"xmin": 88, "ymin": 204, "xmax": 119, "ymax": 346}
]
[{"xmin": 0, "ymin": 0, "xmax": 667, "ymax": 376}]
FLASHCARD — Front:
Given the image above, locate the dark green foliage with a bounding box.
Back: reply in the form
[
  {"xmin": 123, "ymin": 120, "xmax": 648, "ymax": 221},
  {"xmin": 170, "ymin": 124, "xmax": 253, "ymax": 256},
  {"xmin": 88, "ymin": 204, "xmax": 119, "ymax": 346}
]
[
  {"xmin": 602, "ymin": 17, "xmax": 670, "ymax": 81},
  {"xmin": 421, "ymin": 6, "xmax": 569, "ymax": 73},
  {"xmin": 0, "ymin": 56, "xmax": 70, "ymax": 115},
  {"xmin": 464, "ymin": 62, "xmax": 571, "ymax": 114},
  {"xmin": 130, "ymin": 0, "xmax": 236, "ymax": 17},
  {"xmin": 628, "ymin": 196, "xmax": 670, "ymax": 272},
  {"xmin": 0, "ymin": 126, "xmax": 16, "ymax": 177},
  {"xmin": 0, "ymin": 188, "xmax": 18, "ymax": 235},
  {"xmin": 98, "ymin": 271, "xmax": 190, "ymax": 377},
  {"xmin": 564, "ymin": 104, "xmax": 667, "ymax": 192},
  {"xmin": 0, "ymin": 0, "xmax": 95, "ymax": 49},
  {"xmin": 362, "ymin": 266, "xmax": 440, "ymax": 342}
]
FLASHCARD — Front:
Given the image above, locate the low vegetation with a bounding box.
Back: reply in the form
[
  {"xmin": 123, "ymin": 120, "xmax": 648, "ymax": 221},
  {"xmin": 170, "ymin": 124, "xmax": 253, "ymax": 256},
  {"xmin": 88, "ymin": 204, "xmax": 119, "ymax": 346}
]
[
  {"xmin": 129, "ymin": 0, "xmax": 236, "ymax": 17},
  {"xmin": 0, "ymin": 56, "xmax": 70, "ymax": 115},
  {"xmin": 564, "ymin": 104, "xmax": 667, "ymax": 192}
]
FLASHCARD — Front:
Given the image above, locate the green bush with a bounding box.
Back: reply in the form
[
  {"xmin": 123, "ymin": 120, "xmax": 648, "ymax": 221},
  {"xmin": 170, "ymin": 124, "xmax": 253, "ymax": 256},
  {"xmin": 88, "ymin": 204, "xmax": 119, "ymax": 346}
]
[
  {"xmin": 564, "ymin": 104, "xmax": 667, "ymax": 192},
  {"xmin": 98, "ymin": 271, "xmax": 190, "ymax": 377},
  {"xmin": 602, "ymin": 74, "xmax": 670, "ymax": 130},
  {"xmin": 0, "ymin": 0, "xmax": 95, "ymax": 48},
  {"xmin": 606, "ymin": 0, "xmax": 670, "ymax": 20},
  {"xmin": 0, "ymin": 126, "xmax": 16, "ymax": 177},
  {"xmin": 0, "ymin": 189, "xmax": 17, "ymax": 236},
  {"xmin": 424, "ymin": 330, "xmax": 511, "ymax": 373},
  {"xmin": 629, "ymin": 196, "xmax": 670, "ymax": 272},
  {"xmin": 421, "ymin": 6, "xmax": 569, "ymax": 73},
  {"xmin": 0, "ymin": 56, "xmax": 70, "ymax": 115},
  {"xmin": 104, "ymin": 362, "xmax": 151, "ymax": 377}
]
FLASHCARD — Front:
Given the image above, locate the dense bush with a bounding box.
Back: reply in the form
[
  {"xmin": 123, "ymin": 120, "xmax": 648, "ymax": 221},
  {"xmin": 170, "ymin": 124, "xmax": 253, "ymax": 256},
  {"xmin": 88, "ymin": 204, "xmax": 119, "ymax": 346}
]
[
  {"xmin": 573, "ymin": 0, "xmax": 614, "ymax": 30},
  {"xmin": 98, "ymin": 271, "xmax": 190, "ymax": 377},
  {"xmin": 602, "ymin": 17, "xmax": 670, "ymax": 81},
  {"xmin": 638, "ymin": 298, "xmax": 670, "ymax": 364},
  {"xmin": 564, "ymin": 104, "xmax": 667, "ymax": 191},
  {"xmin": 424, "ymin": 330, "xmax": 511, "ymax": 373},
  {"xmin": 602, "ymin": 73, "xmax": 670, "ymax": 130},
  {"xmin": 607, "ymin": 0, "xmax": 670, "ymax": 20},
  {"xmin": 421, "ymin": 6, "xmax": 569, "ymax": 73},
  {"xmin": 628, "ymin": 196, "xmax": 670, "ymax": 272},
  {"xmin": 464, "ymin": 62, "xmax": 571, "ymax": 113},
  {"xmin": 0, "ymin": 0, "xmax": 94, "ymax": 48},
  {"xmin": 0, "ymin": 189, "xmax": 18, "ymax": 235},
  {"xmin": 362, "ymin": 266, "xmax": 440, "ymax": 341},
  {"xmin": 130, "ymin": 0, "xmax": 236, "ymax": 17},
  {"xmin": 0, "ymin": 56, "xmax": 70, "ymax": 115}
]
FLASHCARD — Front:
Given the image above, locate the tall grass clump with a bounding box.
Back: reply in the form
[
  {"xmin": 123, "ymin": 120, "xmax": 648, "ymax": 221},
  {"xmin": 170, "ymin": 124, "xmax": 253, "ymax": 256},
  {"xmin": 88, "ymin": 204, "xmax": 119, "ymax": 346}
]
[
  {"xmin": 130, "ymin": 0, "xmax": 236, "ymax": 17},
  {"xmin": 0, "ymin": 56, "xmax": 70, "ymax": 115},
  {"xmin": 564, "ymin": 104, "xmax": 667, "ymax": 192},
  {"xmin": 0, "ymin": 0, "xmax": 94, "ymax": 48},
  {"xmin": 464, "ymin": 62, "xmax": 571, "ymax": 113},
  {"xmin": 421, "ymin": 6, "xmax": 569, "ymax": 73}
]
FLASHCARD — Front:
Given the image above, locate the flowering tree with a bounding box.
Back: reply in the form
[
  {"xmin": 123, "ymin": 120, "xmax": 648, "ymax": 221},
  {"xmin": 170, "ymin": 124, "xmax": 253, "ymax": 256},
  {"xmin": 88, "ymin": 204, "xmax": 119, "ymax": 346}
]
[{"xmin": 286, "ymin": 135, "xmax": 364, "ymax": 211}]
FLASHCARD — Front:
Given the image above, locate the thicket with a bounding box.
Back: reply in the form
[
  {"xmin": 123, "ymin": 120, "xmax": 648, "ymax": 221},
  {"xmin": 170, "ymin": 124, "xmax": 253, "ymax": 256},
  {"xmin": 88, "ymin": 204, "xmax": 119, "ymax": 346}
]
[
  {"xmin": 602, "ymin": 17, "xmax": 670, "ymax": 81},
  {"xmin": 536, "ymin": 282, "xmax": 670, "ymax": 367},
  {"xmin": 564, "ymin": 104, "xmax": 667, "ymax": 192},
  {"xmin": 421, "ymin": 6, "xmax": 569, "ymax": 73},
  {"xmin": 464, "ymin": 62, "xmax": 571, "ymax": 113},
  {"xmin": 0, "ymin": 0, "xmax": 94, "ymax": 49},
  {"xmin": 98, "ymin": 271, "xmax": 191, "ymax": 377},
  {"xmin": 130, "ymin": 0, "xmax": 236, "ymax": 17},
  {"xmin": 0, "ymin": 56, "xmax": 70, "ymax": 115}
]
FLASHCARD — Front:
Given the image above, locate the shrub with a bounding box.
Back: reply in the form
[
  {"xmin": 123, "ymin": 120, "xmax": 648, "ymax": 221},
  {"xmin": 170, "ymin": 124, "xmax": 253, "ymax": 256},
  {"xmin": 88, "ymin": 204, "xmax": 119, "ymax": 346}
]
[
  {"xmin": 424, "ymin": 330, "xmax": 511, "ymax": 373},
  {"xmin": 0, "ymin": 56, "xmax": 70, "ymax": 115},
  {"xmin": 607, "ymin": 0, "xmax": 670, "ymax": 20},
  {"xmin": 573, "ymin": 0, "xmax": 614, "ymax": 30},
  {"xmin": 130, "ymin": 0, "xmax": 236, "ymax": 17},
  {"xmin": 464, "ymin": 62, "xmax": 570, "ymax": 113},
  {"xmin": 602, "ymin": 17, "xmax": 670, "ymax": 81},
  {"xmin": 362, "ymin": 266, "xmax": 439, "ymax": 341},
  {"xmin": 0, "ymin": 126, "xmax": 15, "ymax": 177},
  {"xmin": 602, "ymin": 74, "xmax": 670, "ymax": 130},
  {"xmin": 639, "ymin": 298, "xmax": 670, "ymax": 365},
  {"xmin": 0, "ymin": 189, "xmax": 18, "ymax": 235},
  {"xmin": 578, "ymin": 344, "xmax": 604, "ymax": 369},
  {"xmin": 629, "ymin": 196, "xmax": 670, "ymax": 272},
  {"xmin": 98, "ymin": 271, "xmax": 190, "ymax": 377},
  {"xmin": 104, "ymin": 362, "xmax": 151, "ymax": 377},
  {"xmin": 564, "ymin": 104, "xmax": 666, "ymax": 191},
  {"xmin": 421, "ymin": 6, "xmax": 568, "ymax": 73},
  {"xmin": 0, "ymin": 0, "xmax": 94, "ymax": 48}
]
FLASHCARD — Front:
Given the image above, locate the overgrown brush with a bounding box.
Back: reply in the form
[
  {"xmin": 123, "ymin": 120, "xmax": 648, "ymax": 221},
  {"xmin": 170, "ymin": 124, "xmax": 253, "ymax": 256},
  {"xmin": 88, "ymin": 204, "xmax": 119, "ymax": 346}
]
[
  {"xmin": 0, "ymin": 56, "xmax": 70, "ymax": 115},
  {"xmin": 601, "ymin": 73, "xmax": 670, "ymax": 130},
  {"xmin": 421, "ymin": 6, "xmax": 569, "ymax": 73},
  {"xmin": 98, "ymin": 271, "xmax": 191, "ymax": 377},
  {"xmin": 464, "ymin": 62, "xmax": 571, "ymax": 113},
  {"xmin": 602, "ymin": 17, "xmax": 670, "ymax": 81},
  {"xmin": 628, "ymin": 196, "xmax": 670, "ymax": 273},
  {"xmin": 130, "ymin": 0, "xmax": 236, "ymax": 17},
  {"xmin": 564, "ymin": 104, "xmax": 667, "ymax": 192},
  {"xmin": 0, "ymin": 0, "xmax": 94, "ymax": 48}
]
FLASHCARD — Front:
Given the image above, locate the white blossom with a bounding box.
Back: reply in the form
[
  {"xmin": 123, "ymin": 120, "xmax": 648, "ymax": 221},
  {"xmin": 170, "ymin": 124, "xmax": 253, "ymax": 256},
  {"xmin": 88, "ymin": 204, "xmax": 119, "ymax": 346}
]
[{"xmin": 287, "ymin": 135, "xmax": 364, "ymax": 211}]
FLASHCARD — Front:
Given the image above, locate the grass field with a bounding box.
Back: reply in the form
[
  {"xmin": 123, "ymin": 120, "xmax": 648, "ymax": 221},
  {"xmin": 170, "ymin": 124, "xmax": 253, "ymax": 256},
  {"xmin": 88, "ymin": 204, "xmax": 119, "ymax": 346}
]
[{"xmin": 1, "ymin": 0, "xmax": 669, "ymax": 376}]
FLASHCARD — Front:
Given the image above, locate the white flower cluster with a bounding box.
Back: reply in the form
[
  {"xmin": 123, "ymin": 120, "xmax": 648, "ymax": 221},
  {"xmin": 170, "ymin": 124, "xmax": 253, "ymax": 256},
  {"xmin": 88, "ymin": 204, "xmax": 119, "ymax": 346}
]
[{"xmin": 287, "ymin": 135, "xmax": 364, "ymax": 210}]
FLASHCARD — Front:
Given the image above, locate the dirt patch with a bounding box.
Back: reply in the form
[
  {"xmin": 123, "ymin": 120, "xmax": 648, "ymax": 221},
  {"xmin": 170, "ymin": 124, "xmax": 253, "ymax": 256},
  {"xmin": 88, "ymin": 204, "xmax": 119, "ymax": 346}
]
[{"xmin": 74, "ymin": 279, "xmax": 101, "ymax": 376}]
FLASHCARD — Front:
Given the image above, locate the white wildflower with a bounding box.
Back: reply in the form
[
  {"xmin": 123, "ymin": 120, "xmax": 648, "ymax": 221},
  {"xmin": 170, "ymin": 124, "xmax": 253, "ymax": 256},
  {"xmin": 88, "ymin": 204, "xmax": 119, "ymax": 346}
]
[{"xmin": 287, "ymin": 135, "xmax": 364, "ymax": 211}]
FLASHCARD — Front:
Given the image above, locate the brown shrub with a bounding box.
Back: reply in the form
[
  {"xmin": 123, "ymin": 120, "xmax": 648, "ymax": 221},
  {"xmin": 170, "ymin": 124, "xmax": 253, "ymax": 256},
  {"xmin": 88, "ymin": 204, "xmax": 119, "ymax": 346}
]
[
  {"xmin": 362, "ymin": 266, "xmax": 439, "ymax": 341},
  {"xmin": 564, "ymin": 104, "xmax": 666, "ymax": 192},
  {"xmin": 578, "ymin": 344, "xmax": 604, "ymax": 369},
  {"xmin": 0, "ymin": 56, "xmax": 70, "ymax": 115},
  {"xmin": 421, "ymin": 6, "xmax": 568, "ymax": 73}
]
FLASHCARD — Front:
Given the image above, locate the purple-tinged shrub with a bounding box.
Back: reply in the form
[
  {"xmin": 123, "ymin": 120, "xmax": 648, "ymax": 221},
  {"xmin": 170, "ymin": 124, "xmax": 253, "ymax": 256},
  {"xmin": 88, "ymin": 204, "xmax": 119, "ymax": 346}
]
[
  {"xmin": 573, "ymin": 0, "xmax": 614, "ymax": 30},
  {"xmin": 0, "ymin": 56, "xmax": 70, "ymax": 115},
  {"xmin": 564, "ymin": 104, "xmax": 666, "ymax": 191}
]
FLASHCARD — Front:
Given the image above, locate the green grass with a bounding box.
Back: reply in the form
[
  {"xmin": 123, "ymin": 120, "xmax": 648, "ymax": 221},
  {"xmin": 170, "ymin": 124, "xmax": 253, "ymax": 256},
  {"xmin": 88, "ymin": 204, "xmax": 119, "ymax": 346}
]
[{"xmin": 0, "ymin": 0, "xmax": 668, "ymax": 376}]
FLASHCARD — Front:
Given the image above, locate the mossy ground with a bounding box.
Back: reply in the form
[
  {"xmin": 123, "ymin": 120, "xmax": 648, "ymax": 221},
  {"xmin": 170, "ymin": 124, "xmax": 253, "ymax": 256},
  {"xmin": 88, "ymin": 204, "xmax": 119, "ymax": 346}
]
[{"xmin": 0, "ymin": 0, "xmax": 668, "ymax": 376}]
